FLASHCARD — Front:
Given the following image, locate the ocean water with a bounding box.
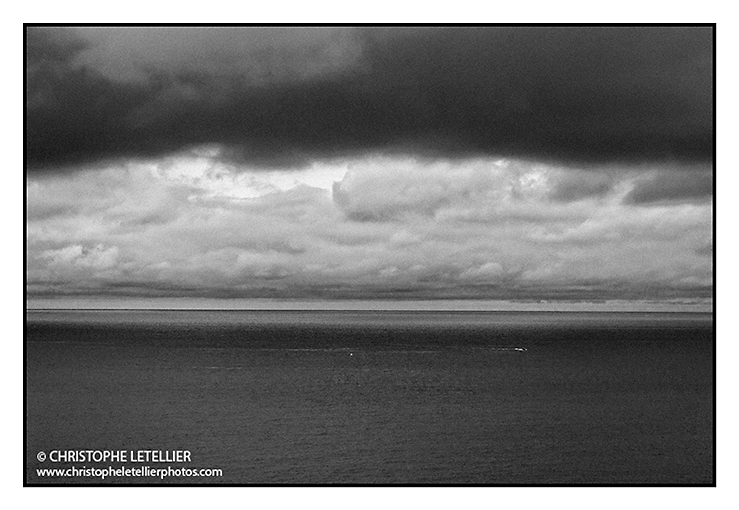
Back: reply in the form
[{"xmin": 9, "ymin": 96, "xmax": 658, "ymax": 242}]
[{"xmin": 25, "ymin": 310, "xmax": 714, "ymax": 484}]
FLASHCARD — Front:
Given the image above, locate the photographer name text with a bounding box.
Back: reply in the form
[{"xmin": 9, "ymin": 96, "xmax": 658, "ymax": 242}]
[{"xmin": 44, "ymin": 450, "xmax": 192, "ymax": 463}]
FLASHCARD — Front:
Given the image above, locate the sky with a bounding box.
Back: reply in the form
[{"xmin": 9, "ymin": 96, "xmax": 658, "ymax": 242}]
[{"xmin": 25, "ymin": 26, "xmax": 714, "ymax": 309}]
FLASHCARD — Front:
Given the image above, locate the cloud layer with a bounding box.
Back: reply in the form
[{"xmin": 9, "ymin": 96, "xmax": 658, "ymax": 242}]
[
  {"xmin": 25, "ymin": 27, "xmax": 714, "ymax": 303},
  {"xmin": 26, "ymin": 155, "xmax": 713, "ymax": 301},
  {"xmin": 27, "ymin": 26, "xmax": 713, "ymax": 172}
]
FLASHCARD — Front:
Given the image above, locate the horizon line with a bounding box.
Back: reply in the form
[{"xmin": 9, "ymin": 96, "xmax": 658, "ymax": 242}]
[{"xmin": 25, "ymin": 297, "xmax": 714, "ymax": 313}]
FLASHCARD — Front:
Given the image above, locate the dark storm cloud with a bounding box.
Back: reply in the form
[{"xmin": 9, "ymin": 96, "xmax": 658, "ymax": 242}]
[
  {"xmin": 26, "ymin": 26, "xmax": 88, "ymax": 65},
  {"xmin": 26, "ymin": 26, "xmax": 713, "ymax": 172},
  {"xmin": 623, "ymin": 169, "xmax": 713, "ymax": 204}
]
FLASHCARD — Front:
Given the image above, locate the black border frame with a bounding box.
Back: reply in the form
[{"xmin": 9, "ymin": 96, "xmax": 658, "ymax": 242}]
[{"xmin": 23, "ymin": 23, "xmax": 717, "ymax": 487}]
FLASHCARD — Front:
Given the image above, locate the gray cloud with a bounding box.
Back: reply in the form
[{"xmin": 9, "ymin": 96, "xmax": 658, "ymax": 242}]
[
  {"xmin": 623, "ymin": 168, "xmax": 713, "ymax": 204},
  {"xmin": 27, "ymin": 26, "xmax": 713, "ymax": 173},
  {"xmin": 26, "ymin": 159, "xmax": 713, "ymax": 301}
]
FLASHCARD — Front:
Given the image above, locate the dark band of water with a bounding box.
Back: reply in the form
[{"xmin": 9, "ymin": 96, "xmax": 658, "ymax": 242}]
[{"xmin": 26, "ymin": 310, "xmax": 713, "ymax": 485}]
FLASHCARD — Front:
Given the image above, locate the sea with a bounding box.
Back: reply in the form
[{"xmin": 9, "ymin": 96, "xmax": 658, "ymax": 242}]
[{"xmin": 25, "ymin": 309, "xmax": 714, "ymax": 485}]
